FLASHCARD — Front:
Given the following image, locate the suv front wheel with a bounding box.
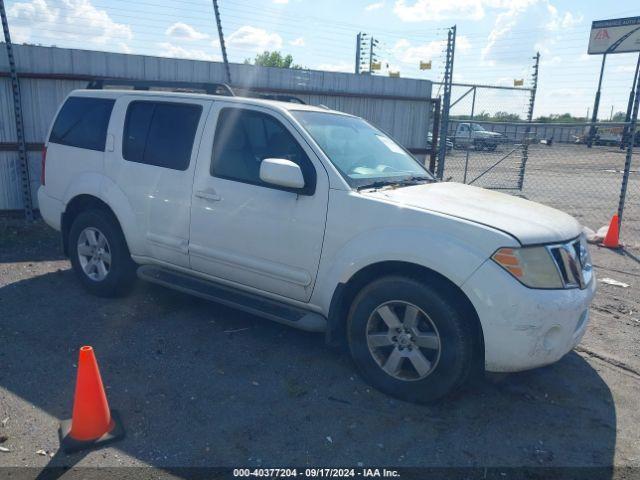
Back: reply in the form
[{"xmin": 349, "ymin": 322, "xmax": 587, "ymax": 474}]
[
  {"xmin": 68, "ymin": 210, "xmax": 137, "ymax": 297},
  {"xmin": 347, "ymin": 276, "xmax": 476, "ymax": 403}
]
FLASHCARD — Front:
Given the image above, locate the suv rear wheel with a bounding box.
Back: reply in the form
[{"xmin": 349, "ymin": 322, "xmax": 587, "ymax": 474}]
[
  {"xmin": 68, "ymin": 210, "xmax": 137, "ymax": 297},
  {"xmin": 347, "ymin": 276, "xmax": 476, "ymax": 403}
]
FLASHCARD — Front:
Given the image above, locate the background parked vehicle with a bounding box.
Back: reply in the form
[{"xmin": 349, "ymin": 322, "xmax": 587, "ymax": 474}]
[
  {"xmin": 453, "ymin": 122, "xmax": 505, "ymax": 151},
  {"xmin": 427, "ymin": 131, "xmax": 453, "ymax": 153}
]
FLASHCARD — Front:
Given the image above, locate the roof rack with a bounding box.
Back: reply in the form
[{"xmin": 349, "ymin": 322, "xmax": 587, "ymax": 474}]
[
  {"xmin": 86, "ymin": 79, "xmax": 307, "ymax": 104},
  {"xmin": 87, "ymin": 79, "xmax": 235, "ymax": 96},
  {"xmin": 248, "ymin": 93, "xmax": 306, "ymax": 104}
]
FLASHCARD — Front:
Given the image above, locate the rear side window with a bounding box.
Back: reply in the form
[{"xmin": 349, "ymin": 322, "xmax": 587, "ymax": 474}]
[
  {"xmin": 122, "ymin": 101, "xmax": 202, "ymax": 171},
  {"xmin": 49, "ymin": 97, "xmax": 115, "ymax": 151}
]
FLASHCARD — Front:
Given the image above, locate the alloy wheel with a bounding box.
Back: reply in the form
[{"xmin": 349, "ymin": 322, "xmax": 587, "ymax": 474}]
[
  {"xmin": 366, "ymin": 300, "xmax": 441, "ymax": 381},
  {"xmin": 77, "ymin": 227, "xmax": 112, "ymax": 282}
]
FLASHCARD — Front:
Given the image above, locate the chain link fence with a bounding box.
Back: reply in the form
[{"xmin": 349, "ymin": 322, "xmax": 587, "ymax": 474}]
[
  {"xmin": 439, "ymin": 83, "xmax": 534, "ymax": 188},
  {"xmin": 432, "ymin": 34, "xmax": 640, "ymax": 250},
  {"xmin": 439, "ymin": 119, "xmax": 640, "ymax": 248}
]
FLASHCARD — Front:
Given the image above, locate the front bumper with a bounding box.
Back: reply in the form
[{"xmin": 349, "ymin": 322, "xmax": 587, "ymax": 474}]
[{"xmin": 461, "ymin": 259, "xmax": 596, "ymax": 372}]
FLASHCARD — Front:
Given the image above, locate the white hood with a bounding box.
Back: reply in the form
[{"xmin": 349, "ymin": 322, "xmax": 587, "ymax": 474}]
[{"xmin": 364, "ymin": 182, "xmax": 582, "ymax": 245}]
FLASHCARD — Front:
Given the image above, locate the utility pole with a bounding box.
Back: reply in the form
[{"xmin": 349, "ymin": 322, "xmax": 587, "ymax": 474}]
[
  {"xmin": 588, "ymin": 53, "xmax": 607, "ymax": 147},
  {"xmin": 355, "ymin": 32, "xmax": 362, "ymax": 74},
  {"xmin": 355, "ymin": 33, "xmax": 379, "ymax": 74},
  {"xmin": 212, "ymin": 0, "xmax": 231, "ymax": 84},
  {"xmin": 1, "ymin": 0, "xmax": 33, "ymax": 220},
  {"xmin": 518, "ymin": 51, "xmax": 540, "ymax": 191},
  {"xmin": 368, "ymin": 37, "xmax": 380, "ymax": 74},
  {"xmin": 436, "ymin": 25, "xmax": 456, "ymax": 180},
  {"xmin": 356, "ymin": 33, "xmax": 369, "ymax": 74}
]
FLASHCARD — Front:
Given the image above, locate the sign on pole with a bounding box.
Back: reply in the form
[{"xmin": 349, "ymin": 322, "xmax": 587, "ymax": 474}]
[{"xmin": 588, "ymin": 16, "xmax": 640, "ymax": 54}]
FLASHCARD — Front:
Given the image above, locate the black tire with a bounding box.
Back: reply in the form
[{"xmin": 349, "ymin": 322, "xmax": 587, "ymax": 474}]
[
  {"xmin": 487, "ymin": 143, "xmax": 497, "ymax": 152},
  {"xmin": 68, "ymin": 209, "xmax": 137, "ymax": 297},
  {"xmin": 347, "ymin": 275, "xmax": 476, "ymax": 403}
]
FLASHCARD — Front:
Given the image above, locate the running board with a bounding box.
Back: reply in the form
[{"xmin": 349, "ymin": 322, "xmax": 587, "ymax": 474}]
[{"xmin": 137, "ymin": 265, "xmax": 326, "ymax": 332}]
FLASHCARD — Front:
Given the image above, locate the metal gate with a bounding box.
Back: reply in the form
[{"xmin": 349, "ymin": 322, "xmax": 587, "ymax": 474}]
[{"xmin": 438, "ymin": 80, "xmax": 537, "ymax": 191}]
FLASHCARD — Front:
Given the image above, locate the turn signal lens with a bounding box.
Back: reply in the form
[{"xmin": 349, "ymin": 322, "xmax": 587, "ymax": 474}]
[
  {"xmin": 492, "ymin": 246, "xmax": 564, "ymax": 289},
  {"xmin": 492, "ymin": 248, "xmax": 523, "ymax": 278}
]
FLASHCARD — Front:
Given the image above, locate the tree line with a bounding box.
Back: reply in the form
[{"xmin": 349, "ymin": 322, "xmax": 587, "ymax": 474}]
[{"xmin": 452, "ymin": 111, "xmax": 628, "ymax": 123}]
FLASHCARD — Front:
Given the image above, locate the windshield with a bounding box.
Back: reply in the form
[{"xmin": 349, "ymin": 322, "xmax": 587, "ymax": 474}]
[
  {"xmin": 291, "ymin": 110, "xmax": 433, "ymax": 188},
  {"xmin": 471, "ymin": 123, "xmax": 486, "ymax": 132}
]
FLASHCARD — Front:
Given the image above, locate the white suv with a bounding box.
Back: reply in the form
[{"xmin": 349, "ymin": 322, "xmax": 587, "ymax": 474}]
[{"xmin": 38, "ymin": 86, "xmax": 595, "ymax": 402}]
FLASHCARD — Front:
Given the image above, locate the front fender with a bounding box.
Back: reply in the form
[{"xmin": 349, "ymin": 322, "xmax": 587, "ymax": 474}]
[{"xmin": 312, "ymin": 225, "xmax": 515, "ymax": 315}]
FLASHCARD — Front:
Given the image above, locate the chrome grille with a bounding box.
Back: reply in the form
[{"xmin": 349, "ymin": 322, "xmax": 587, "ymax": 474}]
[{"xmin": 547, "ymin": 238, "xmax": 592, "ymax": 289}]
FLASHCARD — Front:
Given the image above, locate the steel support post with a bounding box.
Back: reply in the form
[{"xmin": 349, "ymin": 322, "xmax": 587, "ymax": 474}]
[
  {"xmin": 617, "ymin": 57, "xmax": 640, "ymax": 234},
  {"xmin": 517, "ymin": 52, "xmax": 539, "ymax": 191},
  {"xmin": 1, "ymin": 0, "xmax": 33, "ymax": 220},
  {"xmin": 436, "ymin": 26, "xmax": 456, "ymax": 180},
  {"xmin": 588, "ymin": 54, "xmax": 607, "ymax": 148}
]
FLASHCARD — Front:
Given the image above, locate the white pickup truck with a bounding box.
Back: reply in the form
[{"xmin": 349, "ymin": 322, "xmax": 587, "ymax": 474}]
[
  {"xmin": 38, "ymin": 87, "xmax": 595, "ymax": 402},
  {"xmin": 453, "ymin": 122, "xmax": 505, "ymax": 151}
]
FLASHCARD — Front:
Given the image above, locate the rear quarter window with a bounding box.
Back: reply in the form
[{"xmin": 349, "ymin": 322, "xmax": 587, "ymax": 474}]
[{"xmin": 49, "ymin": 97, "xmax": 115, "ymax": 151}]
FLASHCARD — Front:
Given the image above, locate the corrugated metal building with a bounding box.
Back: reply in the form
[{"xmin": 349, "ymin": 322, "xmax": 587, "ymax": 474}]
[{"xmin": 1, "ymin": 44, "xmax": 433, "ymax": 211}]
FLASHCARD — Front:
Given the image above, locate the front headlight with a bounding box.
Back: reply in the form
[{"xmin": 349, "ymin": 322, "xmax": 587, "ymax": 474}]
[
  {"xmin": 578, "ymin": 235, "xmax": 593, "ymax": 286},
  {"xmin": 492, "ymin": 246, "xmax": 564, "ymax": 289}
]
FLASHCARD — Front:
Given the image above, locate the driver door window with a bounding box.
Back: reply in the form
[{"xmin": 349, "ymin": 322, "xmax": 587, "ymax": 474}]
[{"xmin": 211, "ymin": 108, "xmax": 315, "ymax": 195}]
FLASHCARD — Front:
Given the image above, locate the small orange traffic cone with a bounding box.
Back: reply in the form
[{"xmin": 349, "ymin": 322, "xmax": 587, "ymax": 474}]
[
  {"xmin": 59, "ymin": 346, "xmax": 125, "ymax": 453},
  {"xmin": 602, "ymin": 214, "xmax": 621, "ymax": 249}
]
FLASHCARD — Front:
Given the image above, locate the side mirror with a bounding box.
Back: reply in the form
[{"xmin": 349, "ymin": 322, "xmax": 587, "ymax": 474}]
[{"xmin": 259, "ymin": 158, "xmax": 305, "ymax": 190}]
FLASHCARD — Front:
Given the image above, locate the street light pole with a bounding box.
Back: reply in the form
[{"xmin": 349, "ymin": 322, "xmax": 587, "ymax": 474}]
[{"xmin": 588, "ymin": 53, "xmax": 607, "ymax": 147}]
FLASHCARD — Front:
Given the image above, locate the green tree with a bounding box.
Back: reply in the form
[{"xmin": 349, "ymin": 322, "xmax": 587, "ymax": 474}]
[
  {"xmin": 611, "ymin": 111, "xmax": 627, "ymax": 122},
  {"xmin": 492, "ymin": 111, "xmax": 521, "ymax": 122},
  {"xmin": 450, "ymin": 111, "xmax": 521, "ymax": 122},
  {"xmin": 534, "ymin": 113, "xmax": 585, "ymax": 123},
  {"xmin": 244, "ymin": 51, "xmax": 303, "ymax": 69}
]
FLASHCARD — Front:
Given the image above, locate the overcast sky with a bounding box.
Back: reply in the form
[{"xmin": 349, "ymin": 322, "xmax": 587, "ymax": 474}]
[{"xmin": 5, "ymin": 0, "xmax": 640, "ymax": 117}]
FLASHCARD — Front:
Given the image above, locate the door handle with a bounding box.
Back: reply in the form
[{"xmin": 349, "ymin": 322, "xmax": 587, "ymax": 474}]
[{"xmin": 195, "ymin": 190, "xmax": 221, "ymax": 202}]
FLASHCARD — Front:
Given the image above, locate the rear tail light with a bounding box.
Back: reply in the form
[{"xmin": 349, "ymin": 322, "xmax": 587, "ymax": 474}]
[{"xmin": 41, "ymin": 145, "xmax": 47, "ymax": 186}]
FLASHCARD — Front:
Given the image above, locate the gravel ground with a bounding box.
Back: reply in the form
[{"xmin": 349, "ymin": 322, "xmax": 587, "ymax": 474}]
[{"xmin": 1, "ymin": 218, "xmax": 639, "ymax": 477}]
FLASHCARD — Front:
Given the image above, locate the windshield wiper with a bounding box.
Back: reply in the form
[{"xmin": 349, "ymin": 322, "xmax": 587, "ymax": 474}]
[
  {"xmin": 356, "ymin": 180, "xmax": 401, "ymax": 191},
  {"xmin": 398, "ymin": 175, "xmax": 435, "ymax": 184},
  {"xmin": 356, "ymin": 176, "xmax": 434, "ymax": 191}
]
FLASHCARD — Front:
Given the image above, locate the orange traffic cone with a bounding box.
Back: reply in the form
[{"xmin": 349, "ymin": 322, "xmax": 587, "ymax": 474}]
[
  {"xmin": 59, "ymin": 346, "xmax": 125, "ymax": 453},
  {"xmin": 602, "ymin": 214, "xmax": 621, "ymax": 249}
]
